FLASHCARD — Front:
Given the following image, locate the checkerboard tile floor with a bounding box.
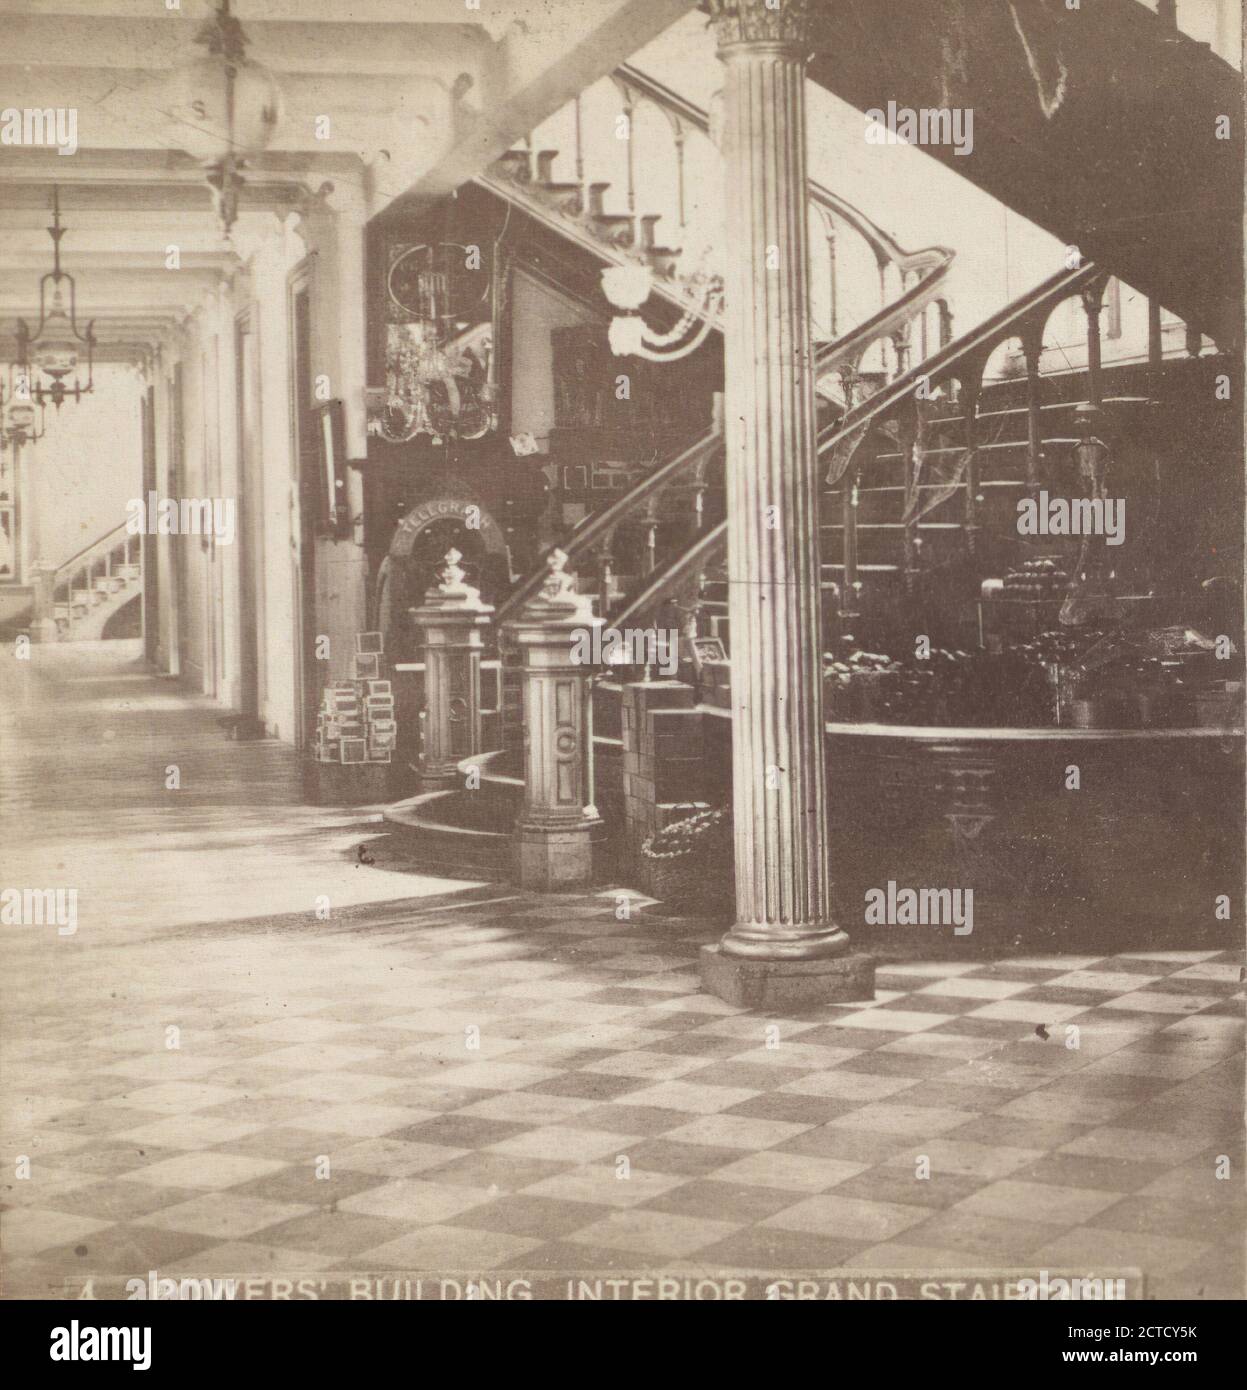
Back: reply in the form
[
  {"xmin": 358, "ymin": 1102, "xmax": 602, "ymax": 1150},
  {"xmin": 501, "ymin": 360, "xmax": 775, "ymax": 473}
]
[
  {"xmin": 2, "ymin": 644, "xmax": 1243, "ymax": 1298},
  {"xmin": 3, "ymin": 893, "xmax": 1242, "ymax": 1298}
]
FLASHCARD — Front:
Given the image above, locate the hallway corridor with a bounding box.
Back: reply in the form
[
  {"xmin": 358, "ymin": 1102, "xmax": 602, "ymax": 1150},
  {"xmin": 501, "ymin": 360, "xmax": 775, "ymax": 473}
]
[
  {"xmin": 1, "ymin": 640, "xmax": 478, "ymax": 937},
  {"xmin": 1, "ymin": 642, "xmax": 1244, "ymax": 1299}
]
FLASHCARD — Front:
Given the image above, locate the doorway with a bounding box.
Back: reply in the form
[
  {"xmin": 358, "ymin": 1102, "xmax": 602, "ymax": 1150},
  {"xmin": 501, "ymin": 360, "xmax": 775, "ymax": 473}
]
[
  {"xmin": 235, "ymin": 309, "xmax": 264, "ymax": 734},
  {"xmin": 141, "ymin": 385, "xmax": 157, "ymax": 662},
  {"xmin": 289, "ymin": 269, "xmax": 317, "ymax": 749}
]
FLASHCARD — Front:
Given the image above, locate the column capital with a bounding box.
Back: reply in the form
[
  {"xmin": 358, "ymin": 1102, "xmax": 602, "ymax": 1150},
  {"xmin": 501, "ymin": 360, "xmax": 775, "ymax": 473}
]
[{"xmin": 707, "ymin": 0, "xmax": 814, "ymax": 52}]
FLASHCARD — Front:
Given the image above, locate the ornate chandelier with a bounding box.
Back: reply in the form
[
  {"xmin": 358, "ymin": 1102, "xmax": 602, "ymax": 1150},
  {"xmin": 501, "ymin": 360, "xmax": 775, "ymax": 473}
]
[
  {"xmin": 369, "ymin": 243, "xmax": 495, "ymax": 446},
  {"xmin": 15, "ymin": 188, "xmax": 95, "ymax": 410},
  {"xmin": 372, "ymin": 321, "xmax": 494, "ymax": 446}
]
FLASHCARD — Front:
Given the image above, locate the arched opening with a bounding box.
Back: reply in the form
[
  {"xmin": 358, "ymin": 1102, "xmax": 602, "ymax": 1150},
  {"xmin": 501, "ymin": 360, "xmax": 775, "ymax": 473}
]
[{"xmin": 374, "ymin": 494, "xmax": 511, "ymax": 660}]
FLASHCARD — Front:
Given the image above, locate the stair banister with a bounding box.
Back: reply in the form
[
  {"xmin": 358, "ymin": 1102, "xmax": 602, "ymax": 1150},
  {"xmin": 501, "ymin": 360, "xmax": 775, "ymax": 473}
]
[
  {"xmin": 616, "ymin": 263, "xmax": 1106, "ymax": 638},
  {"xmin": 495, "ymin": 251, "xmax": 955, "ymax": 632},
  {"xmin": 491, "ymin": 63, "xmax": 953, "ymax": 340}
]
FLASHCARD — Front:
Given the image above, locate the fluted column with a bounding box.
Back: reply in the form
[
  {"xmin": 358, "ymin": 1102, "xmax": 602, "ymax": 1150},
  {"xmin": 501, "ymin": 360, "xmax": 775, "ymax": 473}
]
[{"xmin": 701, "ymin": 0, "xmax": 872, "ymax": 1006}]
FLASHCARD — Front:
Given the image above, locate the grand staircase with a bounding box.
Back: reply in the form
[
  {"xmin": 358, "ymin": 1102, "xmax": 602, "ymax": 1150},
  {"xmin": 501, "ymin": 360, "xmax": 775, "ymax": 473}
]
[
  {"xmin": 382, "ymin": 25, "xmax": 1242, "ymax": 883},
  {"xmin": 382, "ymin": 59, "xmax": 954, "ymax": 873}
]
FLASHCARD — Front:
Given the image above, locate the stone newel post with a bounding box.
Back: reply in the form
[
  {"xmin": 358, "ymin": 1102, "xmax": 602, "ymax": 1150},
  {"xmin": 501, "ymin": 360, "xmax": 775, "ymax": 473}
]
[
  {"xmin": 701, "ymin": 0, "xmax": 873, "ymax": 1007},
  {"xmin": 410, "ymin": 549, "xmax": 493, "ymax": 790},
  {"xmin": 29, "ymin": 562, "xmax": 60, "ymax": 643},
  {"xmin": 504, "ymin": 549, "xmax": 605, "ymax": 890}
]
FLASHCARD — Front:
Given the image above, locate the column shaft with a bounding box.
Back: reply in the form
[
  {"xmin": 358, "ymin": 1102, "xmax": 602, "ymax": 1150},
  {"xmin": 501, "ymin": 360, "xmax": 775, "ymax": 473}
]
[{"xmin": 719, "ymin": 38, "xmax": 841, "ymax": 957}]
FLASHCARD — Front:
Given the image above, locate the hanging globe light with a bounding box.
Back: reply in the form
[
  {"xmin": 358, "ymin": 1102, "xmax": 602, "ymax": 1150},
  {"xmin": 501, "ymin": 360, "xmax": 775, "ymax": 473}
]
[
  {"xmin": 163, "ymin": 0, "xmax": 284, "ymax": 237},
  {"xmin": 31, "ymin": 290, "xmax": 79, "ymax": 380},
  {"xmin": 0, "ymin": 377, "xmax": 45, "ymax": 446},
  {"xmin": 15, "ymin": 188, "xmax": 95, "ymax": 410}
]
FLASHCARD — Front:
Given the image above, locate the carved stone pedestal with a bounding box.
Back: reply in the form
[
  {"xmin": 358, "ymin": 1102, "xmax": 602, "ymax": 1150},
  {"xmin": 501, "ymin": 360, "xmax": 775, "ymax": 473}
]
[
  {"xmin": 504, "ymin": 550, "xmax": 606, "ymax": 891},
  {"xmin": 410, "ymin": 550, "xmax": 493, "ymax": 790},
  {"xmin": 29, "ymin": 563, "xmax": 60, "ymax": 643}
]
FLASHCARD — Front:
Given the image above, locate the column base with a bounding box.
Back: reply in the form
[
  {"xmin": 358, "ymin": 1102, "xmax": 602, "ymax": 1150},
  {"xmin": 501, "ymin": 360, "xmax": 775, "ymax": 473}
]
[
  {"xmin": 514, "ymin": 819, "xmax": 605, "ymax": 892},
  {"xmin": 699, "ymin": 943, "xmax": 875, "ymax": 1010},
  {"xmin": 418, "ymin": 770, "xmax": 463, "ymax": 793}
]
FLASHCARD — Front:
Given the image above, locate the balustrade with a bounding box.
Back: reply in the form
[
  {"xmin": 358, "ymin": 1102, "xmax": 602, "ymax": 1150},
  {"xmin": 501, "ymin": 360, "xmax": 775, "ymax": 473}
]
[
  {"xmin": 33, "ymin": 522, "xmax": 137, "ymax": 640},
  {"xmin": 613, "ymin": 263, "xmax": 1107, "ymax": 665}
]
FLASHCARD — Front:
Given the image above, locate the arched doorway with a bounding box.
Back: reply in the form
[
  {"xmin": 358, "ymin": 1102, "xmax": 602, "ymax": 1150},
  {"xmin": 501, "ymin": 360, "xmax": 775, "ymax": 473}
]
[{"xmin": 374, "ymin": 493, "xmax": 511, "ymax": 661}]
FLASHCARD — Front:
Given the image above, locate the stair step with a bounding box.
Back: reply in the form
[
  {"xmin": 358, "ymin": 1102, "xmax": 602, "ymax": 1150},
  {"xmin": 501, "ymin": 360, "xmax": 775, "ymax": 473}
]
[
  {"xmin": 646, "ymin": 247, "xmax": 682, "ymax": 278},
  {"xmin": 495, "ymin": 149, "xmax": 534, "ymax": 182},
  {"xmin": 589, "ymin": 212, "xmax": 661, "ymax": 249},
  {"xmin": 534, "ymin": 179, "xmax": 611, "ymax": 217}
]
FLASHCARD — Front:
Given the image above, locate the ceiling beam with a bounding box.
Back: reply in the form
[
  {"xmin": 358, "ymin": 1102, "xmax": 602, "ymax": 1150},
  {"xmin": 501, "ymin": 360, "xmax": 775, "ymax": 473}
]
[
  {"xmin": 0, "ymin": 0, "xmax": 628, "ymax": 37},
  {"xmin": 378, "ymin": 0, "xmax": 698, "ymax": 220},
  {"xmin": 0, "ymin": 148, "xmax": 361, "ymax": 180},
  {"xmin": 0, "ymin": 66, "xmax": 454, "ymax": 158},
  {"xmin": 0, "ymin": 238, "xmax": 237, "ymax": 266},
  {"xmin": 0, "ymin": 264, "xmax": 222, "ymax": 289},
  {"xmin": 0, "ymin": 16, "xmax": 486, "ymax": 76},
  {"xmin": 0, "ymin": 178, "xmax": 305, "ymax": 216}
]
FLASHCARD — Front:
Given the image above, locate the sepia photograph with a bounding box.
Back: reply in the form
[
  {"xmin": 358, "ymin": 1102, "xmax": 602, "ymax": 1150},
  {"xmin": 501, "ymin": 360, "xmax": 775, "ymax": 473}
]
[{"xmin": 0, "ymin": 0, "xmax": 1243, "ymax": 1355}]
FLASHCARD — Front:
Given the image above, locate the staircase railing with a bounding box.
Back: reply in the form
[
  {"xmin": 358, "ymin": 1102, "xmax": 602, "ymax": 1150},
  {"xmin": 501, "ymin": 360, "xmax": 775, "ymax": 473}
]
[
  {"xmin": 483, "ymin": 61, "xmax": 955, "ymax": 363},
  {"xmin": 616, "ymin": 262, "xmax": 1104, "ymax": 636},
  {"xmin": 34, "ymin": 521, "xmax": 139, "ymax": 634},
  {"xmin": 495, "ymin": 241, "xmax": 953, "ymax": 635}
]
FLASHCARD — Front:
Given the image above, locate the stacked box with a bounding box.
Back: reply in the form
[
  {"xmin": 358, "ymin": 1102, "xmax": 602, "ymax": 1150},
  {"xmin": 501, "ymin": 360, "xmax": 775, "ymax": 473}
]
[
  {"xmin": 312, "ymin": 635, "xmax": 398, "ymax": 764},
  {"xmin": 359, "ymin": 654, "xmax": 395, "ymax": 759}
]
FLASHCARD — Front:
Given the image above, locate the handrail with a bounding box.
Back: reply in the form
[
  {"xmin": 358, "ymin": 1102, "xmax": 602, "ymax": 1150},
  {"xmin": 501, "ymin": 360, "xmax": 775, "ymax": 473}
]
[
  {"xmin": 487, "ymin": 64, "xmax": 954, "ymax": 331},
  {"xmin": 816, "ymin": 262, "xmax": 1100, "ymax": 452},
  {"xmin": 613, "ymin": 524, "xmax": 724, "ymax": 630},
  {"xmin": 495, "ymin": 248, "xmax": 954, "ymax": 628},
  {"xmin": 615, "ymin": 64, "xmax": 951, "ymax": 280},
  {"xmin": 492, "ymin": 62, "xmax": 957, "ymax": 631},
  {"xmin": 618, "ymin": 263, "xmax": 1104, "ymax": 631},
  {"xmin": 496, "ymin": 429, "xmax": 721, "ymax": 626},
  {"xmin": 53, "ymin": 521, "xmax": 130, "ymax": 583}
]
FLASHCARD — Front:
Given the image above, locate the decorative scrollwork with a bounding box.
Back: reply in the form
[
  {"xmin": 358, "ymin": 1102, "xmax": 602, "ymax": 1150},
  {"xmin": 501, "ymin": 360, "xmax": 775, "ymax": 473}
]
[{"xmin": 707, "ymin": 0, "xmax": 814, "ymax": 49}]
